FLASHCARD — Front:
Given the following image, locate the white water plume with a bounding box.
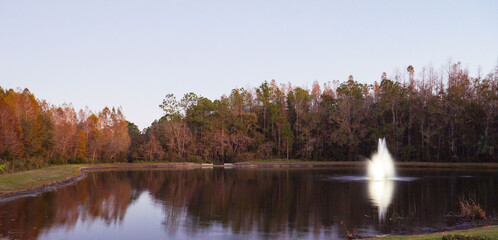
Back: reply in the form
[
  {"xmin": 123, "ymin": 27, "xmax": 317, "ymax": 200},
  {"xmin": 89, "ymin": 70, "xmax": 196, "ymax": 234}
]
[
  {"xmin": 367, "ymin": 138, "xmax": 396, "ymax": 221},
  {"xmin": 367, "ymin": 138, "xmax": 395, "ymax": 180}
]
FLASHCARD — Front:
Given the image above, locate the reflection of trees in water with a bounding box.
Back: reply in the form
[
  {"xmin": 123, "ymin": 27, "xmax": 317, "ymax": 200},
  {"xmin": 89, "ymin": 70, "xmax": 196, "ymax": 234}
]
[
  {"xmin": 391, "ymin": 172, "xmax": 497, "ymax": 226},
  {"xmin": 82, "ymin": 172, "xmax": 132, "ymax": 224},
  {"xmin": 151, "ymin": 169, "xmax": 373, "ymax": 238},
  {"xmin": 0, "ymin": 171, "xmax": 133, "ymax": 240},
  {"xmin": 0, "ymin": 169, "xmax": 496, "ymax": 239}
]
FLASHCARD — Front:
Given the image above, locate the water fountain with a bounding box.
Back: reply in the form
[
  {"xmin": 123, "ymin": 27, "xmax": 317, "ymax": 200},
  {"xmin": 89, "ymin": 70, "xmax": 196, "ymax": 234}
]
[
  {"xmin": 325, "ymin": 138, "xmax": 400, "ymax": 221},
  {"xmin": 367, "ymin": 138, "xmax": 395, "ymax": 221},
  {"xmin": 367, "ymin": 138, "xmax": 395, "ymax": 180}
]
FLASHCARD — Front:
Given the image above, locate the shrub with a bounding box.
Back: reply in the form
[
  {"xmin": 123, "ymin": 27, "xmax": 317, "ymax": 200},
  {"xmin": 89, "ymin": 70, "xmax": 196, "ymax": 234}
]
[
  {"xmin": 186, "ymin": 155, "xmax": 202, "ymax": 163},
  {"xmin": 68, "ymin": 157, "xmax": 93, "ymax": 164},
  {"xmin": 4, "ymin": 157, "xmax": 49, "ymax": 173},
  {"xmin": 234, "ymin": 152, "xmax": 255, "ymax": 162},
  {"xmin": 49, "ymin": 157, "xmax": 68, "ymax": 165}
]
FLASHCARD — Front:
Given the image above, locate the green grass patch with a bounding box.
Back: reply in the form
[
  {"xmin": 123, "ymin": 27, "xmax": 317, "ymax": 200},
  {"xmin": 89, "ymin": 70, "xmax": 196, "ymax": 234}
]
[
  {"xmin": 363, "ymin": 225, "xmax": 498, "ymax": 240},
  {"xmin": 0, "ymin": 165, "xmax": 83, "ymax": 193}
]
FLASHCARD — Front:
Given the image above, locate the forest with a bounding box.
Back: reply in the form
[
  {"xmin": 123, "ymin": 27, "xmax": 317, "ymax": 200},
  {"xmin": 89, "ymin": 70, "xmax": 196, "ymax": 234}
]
[{"xmin": 1, "ymin": 62, "xmax": 497, "ymax": 172}]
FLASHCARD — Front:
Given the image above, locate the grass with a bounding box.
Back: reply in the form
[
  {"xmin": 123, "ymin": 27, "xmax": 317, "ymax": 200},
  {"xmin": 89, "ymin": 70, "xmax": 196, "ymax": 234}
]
[
  {"xmin": 362, "ymin": 225, "xmax": 498, "ymax": 240},
  {"xmin": 0, "ymin": 164, "xmax": 83, "ymax": 193}
]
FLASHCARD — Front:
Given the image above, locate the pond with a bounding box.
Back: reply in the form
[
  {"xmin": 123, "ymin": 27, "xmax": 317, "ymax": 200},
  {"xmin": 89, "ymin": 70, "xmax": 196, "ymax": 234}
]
[{"xmin": 0, "ymin": 168, "xmax": 496, "ymax": 239}]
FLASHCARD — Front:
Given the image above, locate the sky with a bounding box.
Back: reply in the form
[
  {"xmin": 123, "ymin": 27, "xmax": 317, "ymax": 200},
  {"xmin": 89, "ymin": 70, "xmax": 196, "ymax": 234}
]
[{"xmin": 1, "ymin": 1, "xmax": 497, "ymax": 129}]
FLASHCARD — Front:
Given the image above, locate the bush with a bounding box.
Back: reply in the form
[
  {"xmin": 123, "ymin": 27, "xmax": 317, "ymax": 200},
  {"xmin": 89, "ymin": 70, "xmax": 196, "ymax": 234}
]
[
  {"xmin": 186, "ymin": 155, "xmax": 203, "ymax": 163},
  {"xmin": 4, "ymin": 157, "xmax": 49, "ymax": 173},
  {"xmin": 49, "ymin": 157, "xmax": 68, "ymax": 165},
  {"xmin": 234, "ymin": 152, "xmax": 255, "ymax": 162},
  {"xmin": 68, "ymin": 157, "xmax": 93, "ymax": 164},
  {"xmin": 256, "ymin": 142, "xmax": 273, "ymax": 159}
]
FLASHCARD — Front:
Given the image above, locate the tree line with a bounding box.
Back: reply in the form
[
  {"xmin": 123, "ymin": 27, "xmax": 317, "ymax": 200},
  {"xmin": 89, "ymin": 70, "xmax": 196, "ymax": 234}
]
[
  {"xmin": 132, "ymin": 62, "xmax": 497, "ymax": 163},
  {"xmin": 1, "ymin": 61, "xmax": 497, "ymax": 171},
  {"xmin": 0, "ymin": 88, "xmax": 130, "ymax": 172}
]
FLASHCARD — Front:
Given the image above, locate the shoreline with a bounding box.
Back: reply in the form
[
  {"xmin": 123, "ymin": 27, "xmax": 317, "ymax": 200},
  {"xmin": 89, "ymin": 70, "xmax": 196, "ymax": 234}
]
[
  {"xmin": 0, "ymin": 167, "xmax": 87, "ymax": 202},
  {"xmin": 0, "ymin": 162, "xmax": 200, "ymax": 200},
  {"xmin": 234, "ymin": 161, "xmax": 498, "ymax": 169},
  {"xmin": 1, "ymin": 161, "xmax": 497, "ymax": 199}
]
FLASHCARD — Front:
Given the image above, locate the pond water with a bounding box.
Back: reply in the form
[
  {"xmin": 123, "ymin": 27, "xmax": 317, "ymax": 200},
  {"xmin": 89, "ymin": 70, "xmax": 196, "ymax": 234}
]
[{"xmin": 0, "ymin": 168, "xmax": 496, "ymax": 239}]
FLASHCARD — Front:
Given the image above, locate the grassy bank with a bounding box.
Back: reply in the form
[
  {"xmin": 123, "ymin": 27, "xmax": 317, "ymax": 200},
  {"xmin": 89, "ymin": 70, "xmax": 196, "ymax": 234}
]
[
  {"xmin": 0, "ymin": 165, "xmax": 83, "ymax": 193},
  {"xmin": 363, "ymin": 225, "xmax": 498, "ymax": 240}
]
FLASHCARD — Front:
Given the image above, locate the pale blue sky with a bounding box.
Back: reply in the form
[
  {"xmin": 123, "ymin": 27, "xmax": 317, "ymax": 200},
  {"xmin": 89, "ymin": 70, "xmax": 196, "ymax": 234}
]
[{"xmin": 1, "ymin": 1, "xmax": 497, "ymax": 129}]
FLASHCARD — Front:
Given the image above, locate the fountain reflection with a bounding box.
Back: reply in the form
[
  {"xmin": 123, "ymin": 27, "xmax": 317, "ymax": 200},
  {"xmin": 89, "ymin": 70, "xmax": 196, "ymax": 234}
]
[{"xmin": 368, "ymin": 179, "xmax": 394, "ymax": 221}]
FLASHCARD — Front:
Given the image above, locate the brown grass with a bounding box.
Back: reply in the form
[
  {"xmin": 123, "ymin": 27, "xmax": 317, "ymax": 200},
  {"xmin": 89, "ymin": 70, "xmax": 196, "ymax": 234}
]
[
  {"xmin": 459, "ymin": 197, "xmax": 486, "ymax": 220},
  {"xmin": 341, "ymin": 221, "xmax": 359, "ymax": 239}
]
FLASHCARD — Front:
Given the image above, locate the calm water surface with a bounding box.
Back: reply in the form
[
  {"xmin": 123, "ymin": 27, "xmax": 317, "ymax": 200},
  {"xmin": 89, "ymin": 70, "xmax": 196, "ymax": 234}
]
[{"xmin": 0, "ymin": 168, "xmax": 496, "ymax": 239}]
